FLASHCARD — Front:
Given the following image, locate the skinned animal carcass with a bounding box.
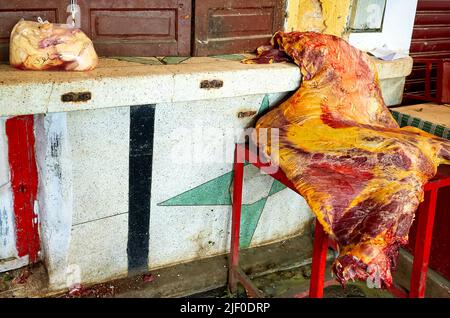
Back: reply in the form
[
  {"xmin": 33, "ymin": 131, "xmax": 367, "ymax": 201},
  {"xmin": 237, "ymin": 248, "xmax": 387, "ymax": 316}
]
[
  {"xmin": 10, "ymin": 20, "xmax": 98, "ymax": 71},
  {"xmin": 245, "ymin": 32, "xmax": 450, "ymax": 287}
]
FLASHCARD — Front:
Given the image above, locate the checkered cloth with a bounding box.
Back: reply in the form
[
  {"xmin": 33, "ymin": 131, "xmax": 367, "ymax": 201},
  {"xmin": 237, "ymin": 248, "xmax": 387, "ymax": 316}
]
[{"xmin": 390, "ymin": 110, "xmax": 450, "ymax": 140}]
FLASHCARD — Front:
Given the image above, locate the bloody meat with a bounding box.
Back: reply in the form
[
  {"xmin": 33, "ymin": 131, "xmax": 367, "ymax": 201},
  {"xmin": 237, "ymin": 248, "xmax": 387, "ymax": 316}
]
[{"xmin": 245, "ymin": 31, "xmax": 450, "ymax": 287}]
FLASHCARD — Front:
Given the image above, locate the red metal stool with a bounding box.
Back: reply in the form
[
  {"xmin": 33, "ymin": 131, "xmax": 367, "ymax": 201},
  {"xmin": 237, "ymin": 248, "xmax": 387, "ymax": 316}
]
[{"xmin": 228, "ymin": 143, "xmax": 450, "ymax": 298}]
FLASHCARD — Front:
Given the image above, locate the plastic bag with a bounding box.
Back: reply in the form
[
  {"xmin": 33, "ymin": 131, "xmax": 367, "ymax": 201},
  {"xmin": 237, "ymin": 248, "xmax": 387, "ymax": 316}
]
[{"xmin": 9, "ymin": 19, "xmax": 98, "ymax": 71}]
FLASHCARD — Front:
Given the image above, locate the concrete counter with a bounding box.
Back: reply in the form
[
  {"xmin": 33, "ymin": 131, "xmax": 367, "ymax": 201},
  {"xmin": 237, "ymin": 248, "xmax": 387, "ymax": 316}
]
[
  {"xmin": 0, "ymin": 56, "xmax": 301, "ymax": 116},
  {"xmin": 0, "ymin": 55, "xmax": 413, "ymax": 117},
  {"xmin": 0, "ymin": 54, "xmax": 413, "ymax": 292}
]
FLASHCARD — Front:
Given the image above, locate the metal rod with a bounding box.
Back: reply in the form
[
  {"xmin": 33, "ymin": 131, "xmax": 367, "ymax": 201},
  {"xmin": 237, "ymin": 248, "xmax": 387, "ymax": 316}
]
[
  {"xmin": 234, "ymin": 267, "xmax": 264, "ymax": 298},
  {"xmin": 228, "ymin": 144, "xmax": 244, "ymax": 294},
  {"xmin": 409, "ymin": 188, "xmax": 438, "ymax": 298},
  {"xmin": 309, "ymin": 219, "xmax": 329, "ymax": 298}
]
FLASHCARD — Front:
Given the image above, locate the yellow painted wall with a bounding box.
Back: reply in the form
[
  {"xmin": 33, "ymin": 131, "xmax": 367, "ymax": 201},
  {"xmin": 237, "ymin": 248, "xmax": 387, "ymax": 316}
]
[{"xmin": 286, "ymin": 0, "xmax": 352, "ymax": 37}]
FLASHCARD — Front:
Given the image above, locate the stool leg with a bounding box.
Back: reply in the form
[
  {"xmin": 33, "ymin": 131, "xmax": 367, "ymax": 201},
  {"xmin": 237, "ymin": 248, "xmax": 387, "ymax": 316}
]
[
  {"xmin": 229, "ymin": 145, "xmax": 244, "ymax": 294},
  {"xmin": 410, "ymin": 188, "xmax": 438, "ymax": 298},
  {"xmin": 309, "ymin": 219, "xmax": 329, "ymax": 298}
]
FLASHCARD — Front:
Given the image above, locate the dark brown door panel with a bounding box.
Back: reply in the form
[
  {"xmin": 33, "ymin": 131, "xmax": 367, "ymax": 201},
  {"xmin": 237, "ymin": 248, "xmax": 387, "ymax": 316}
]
[
  {"xmin": 404, "ymin": 0, "xmax": 450, "ymax": 100},
  {"xmin": 194, "ymin": 0, "xmax": 286, "ymax": 56},
  {"xmin": 0, "ymin": 0, "xmax": 191, "ymax": 59},
  {"xmin": 82, "ymin": 0, "xmax": 191, "ymax": 56},
  {"xmin": 0, "ymin": 0, "xmax": 287, "ymax": 59}
]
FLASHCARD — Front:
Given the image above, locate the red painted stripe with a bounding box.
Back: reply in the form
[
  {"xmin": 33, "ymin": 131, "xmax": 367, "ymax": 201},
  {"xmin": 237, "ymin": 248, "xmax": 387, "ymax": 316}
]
[{"xmin": 5, "ymin": 115, "xmax": 40, "ymax": 263}]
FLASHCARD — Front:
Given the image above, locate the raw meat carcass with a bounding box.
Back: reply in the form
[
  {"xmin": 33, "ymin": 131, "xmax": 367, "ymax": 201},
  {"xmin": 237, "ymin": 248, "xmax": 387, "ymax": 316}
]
[
  {"xmin": 245, "ymin": 32, "xmax": 450, "ymax": 287},
  {"xmin": 10, "ymin": 20, "xmax": 98, "ymax": 71}
]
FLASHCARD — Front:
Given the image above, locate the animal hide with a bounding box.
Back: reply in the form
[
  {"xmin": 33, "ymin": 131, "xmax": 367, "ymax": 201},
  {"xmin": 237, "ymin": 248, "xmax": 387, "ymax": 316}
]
[{"xmin": 245, "ymin": 31, "xmax": 450, "ymax": 287}]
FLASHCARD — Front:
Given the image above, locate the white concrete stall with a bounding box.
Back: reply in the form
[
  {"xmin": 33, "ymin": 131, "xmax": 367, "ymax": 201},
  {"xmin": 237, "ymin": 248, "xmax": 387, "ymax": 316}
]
[{"xmin": 0, "ymin": 55, "xmax": 412, "ymax": 291}]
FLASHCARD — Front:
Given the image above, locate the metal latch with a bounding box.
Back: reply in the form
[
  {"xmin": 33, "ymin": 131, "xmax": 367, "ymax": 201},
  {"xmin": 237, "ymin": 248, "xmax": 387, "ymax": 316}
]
[
  {"xmin": 61, "ymin": 92, "xmax": 92, "ymax": 102},
  {"xmin": 200, "ymin": 80, "xmax": 223, "ymax": 89}
]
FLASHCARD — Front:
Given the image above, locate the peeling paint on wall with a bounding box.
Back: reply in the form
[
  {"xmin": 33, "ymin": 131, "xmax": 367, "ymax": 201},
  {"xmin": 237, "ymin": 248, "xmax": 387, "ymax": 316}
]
[
  {"xmin": 35, "ymin": 113, "xmax": 74, "ymax": 289},
  {"xmin": 0, "ymin": 192, "xmax": 16, "ymax": 259},
  {"xmin": 0, "ymin": 118, "xmax": 17, "ymax": 261},
  {"xmin": 6, "ymin": 116, "xmax": 40, "ymax": 262},
  {"xmin": 286, "ymin": 0, "xmax": 352, "ymax": 37},
  {"xmin": 287, "ymin": 0, "xmax": 324, "ymax": 33}
]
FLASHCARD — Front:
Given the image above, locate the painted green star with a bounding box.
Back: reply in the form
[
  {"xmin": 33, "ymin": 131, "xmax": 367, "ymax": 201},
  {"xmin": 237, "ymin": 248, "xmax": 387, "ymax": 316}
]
[{"xmin": 158, "ymin": 95, "xmax": 288, "ymax": 248}]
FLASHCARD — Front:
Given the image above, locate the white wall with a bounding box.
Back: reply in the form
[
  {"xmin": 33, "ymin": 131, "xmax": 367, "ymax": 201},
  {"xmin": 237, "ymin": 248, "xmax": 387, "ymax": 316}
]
[
  {"xmin": 0, "ymin": 118, "xmax": 30, "ymax": 272},
  {"xmin": 0, "ymin": 118, "xmax": 17, "ymax": 261},
  {"xmin": 35, "ymin": 113, "xmax": 74, "ymax": 289},
  {"xmin": 348, "ymin": 0, "xmax": 418, "ymax": 53},
  {"xmin": 31, "ymin": 93, "xmax": 313, "ymax": 290}
]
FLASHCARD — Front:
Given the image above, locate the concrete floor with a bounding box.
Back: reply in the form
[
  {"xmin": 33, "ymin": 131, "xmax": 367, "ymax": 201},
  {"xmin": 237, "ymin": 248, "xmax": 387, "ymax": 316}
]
[
  {"xmin": 189, "ymin": 262, "xmax": 393, "ymax": 298},
  {"xmin": 0, "ymin": 262, "xmax": 393, "ymax": 298},
  {"xmin": 1, "ymin": 232, "xmax": 448, "ymax": 298}
]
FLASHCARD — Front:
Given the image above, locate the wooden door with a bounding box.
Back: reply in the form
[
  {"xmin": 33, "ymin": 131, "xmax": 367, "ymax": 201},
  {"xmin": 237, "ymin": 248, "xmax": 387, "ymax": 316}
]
[
  {"xmin": 404, "ymin": 0, "xmax": 450, "ymax": 97},
  {"xmin": 77, "ymin": 0, "xmax": 191, "ymax": 56},
  {"xmin": 193, "ymin": 0, "xmax": 287, "ymax": 56},
  {"xmin": 0, "ymin": 0, "xmax": 191, "ymax": 59},
  {"xmin": 1, "ymin": 0, "xmax": 288, "ymax": 58}
]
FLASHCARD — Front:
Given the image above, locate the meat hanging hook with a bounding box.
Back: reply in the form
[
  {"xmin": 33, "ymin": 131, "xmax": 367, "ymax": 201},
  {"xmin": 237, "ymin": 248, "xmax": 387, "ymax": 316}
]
[
  {"xmin": 70, "ymin": 0, "xmax": 77, "ymax": 27},
  {"xmin": 66, "ymin": 0, "xmax": 81, "ymax": 28}
]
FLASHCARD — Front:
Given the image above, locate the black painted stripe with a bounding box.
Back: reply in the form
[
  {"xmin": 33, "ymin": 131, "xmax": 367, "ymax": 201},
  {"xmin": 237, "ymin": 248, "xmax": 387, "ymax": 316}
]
[{"xmin": 128, "ymin": 104, "xmax": 155, "ymax": 274}]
